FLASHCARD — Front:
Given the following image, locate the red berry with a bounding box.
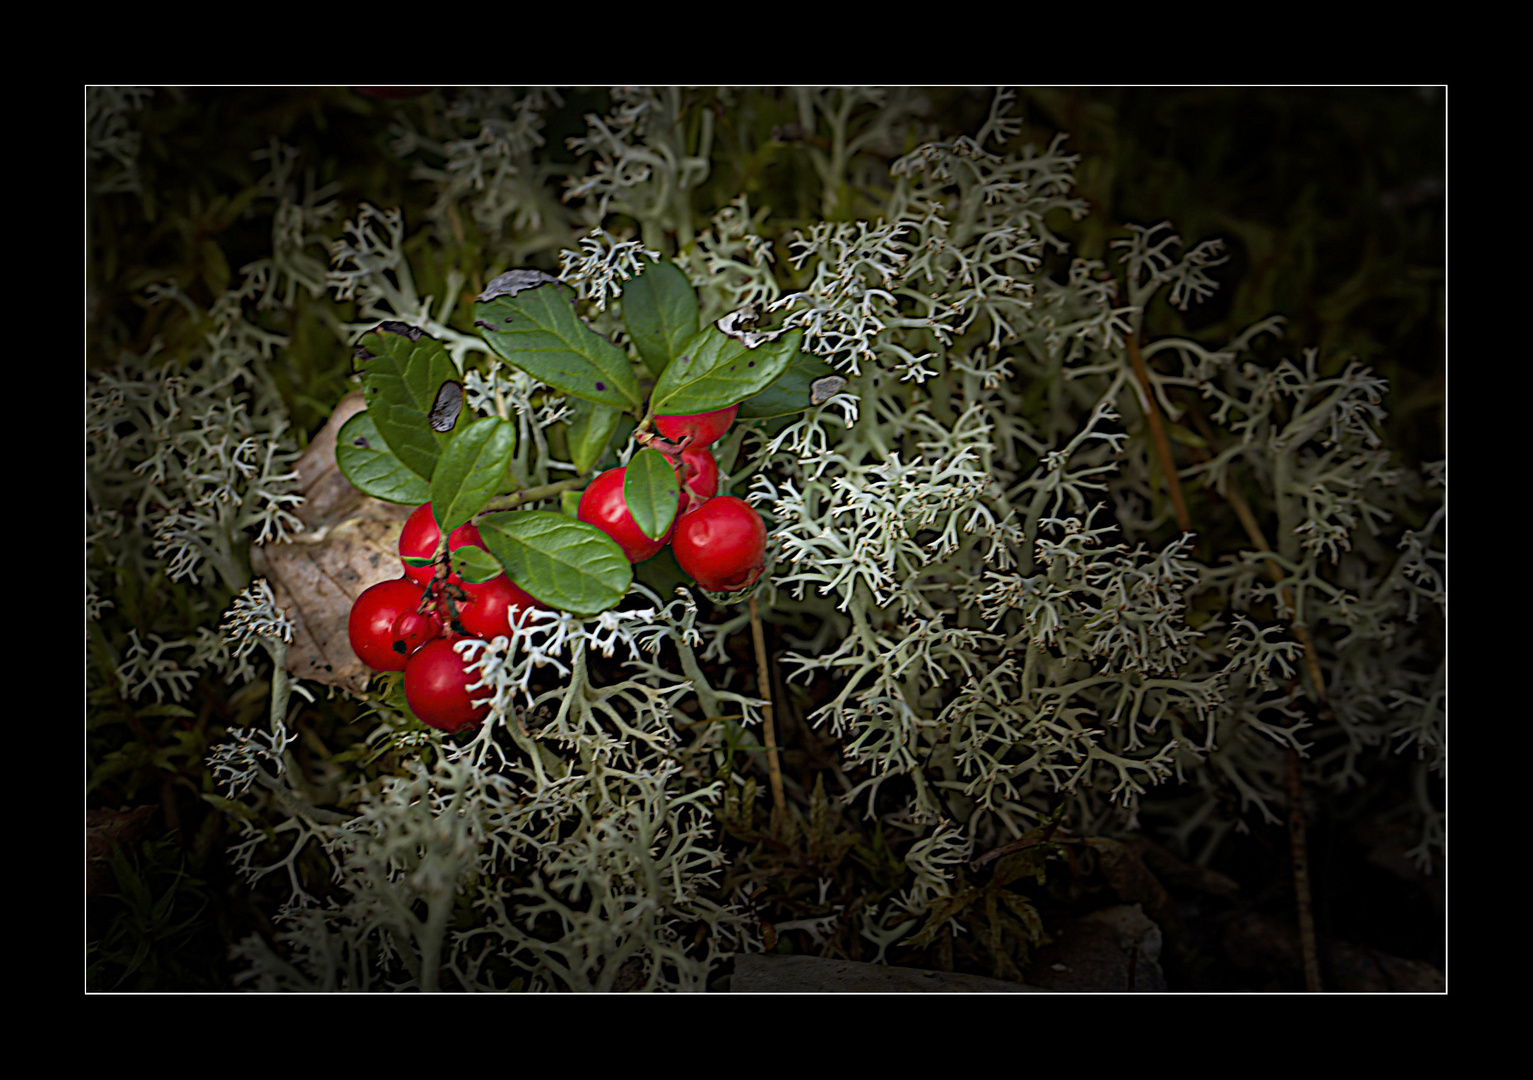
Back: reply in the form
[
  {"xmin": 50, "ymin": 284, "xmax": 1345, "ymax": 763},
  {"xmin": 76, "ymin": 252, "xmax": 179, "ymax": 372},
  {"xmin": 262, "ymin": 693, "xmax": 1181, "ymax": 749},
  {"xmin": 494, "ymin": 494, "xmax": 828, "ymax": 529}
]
[
  {"xmin": 671, "ymin": 496, "xmax": 767, "ymax": 592},
  {"xmin": 403, "ymin": 637, "xmax": 492, "ymax": 732},
  {"xmin": 391, "ymin": 607, "xmax": 443, "ymax": 657},
  {"xmin": 578, "ymin": 466, "xmax": 676, "ymax": 563},
  {"xmin": 348, "ymin": 577, "xmax": 430, "ymax": 672},
  {"xmin": 457, "ymin": 574, "xmax": 543, "ymax": 640},
  {"xmin": 399, "ymin": 502, "xmax": 484, "ymax": 585},
  {"xmin": 654, "ymin": 405, "xmax": 738, "ymax": 450},
  {"xmin": 670, "ymin": 446, "xmax": 720, "ymax": 514}
]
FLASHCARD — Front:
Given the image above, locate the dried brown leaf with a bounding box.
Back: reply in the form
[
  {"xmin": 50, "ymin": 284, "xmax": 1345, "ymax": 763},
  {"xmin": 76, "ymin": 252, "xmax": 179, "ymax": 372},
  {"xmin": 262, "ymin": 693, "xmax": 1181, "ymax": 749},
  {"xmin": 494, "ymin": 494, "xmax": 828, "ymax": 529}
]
[{"xmin": 250, "ymin": 392, "xmax": 414, "ymax": 694}]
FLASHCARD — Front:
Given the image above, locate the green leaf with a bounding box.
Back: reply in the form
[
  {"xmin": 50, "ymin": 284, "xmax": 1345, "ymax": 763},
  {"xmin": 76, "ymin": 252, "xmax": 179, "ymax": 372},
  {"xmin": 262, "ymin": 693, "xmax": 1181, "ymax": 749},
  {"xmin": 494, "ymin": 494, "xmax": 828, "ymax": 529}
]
[
  {"xmin": 477, "ymin": 510, "xmax": 632, "ymax": 616},
  {"xmin": 335, "ymin": 411, "xmax": 433, "ymax": 505},
  {"xmin": 599, "ymin": 415, "xmax": 639, "ymax": 472},
  {"xmin": 566, "ymin": 396, "xmax": 623, "ymax": 475},
  {"xmin": 353, "ymin": 325, "xmax": 462, "ymax": 481},
  {"xmin": 475, "ymin": 277, "xmax": 641, "ymax": 410},
  {"xmin": 633, "ymin": 542, "xmax": 691, "ymax": 596},
  {"xmin": 650, "ymin": 326, "xmax": 803, "ymax": 416},
  {"xmin": 737, "ymin": 351, "xmax": 837, "ymax": 419},
  {"xmin": 451, "ymin": 543, "xmax": 503, "ymax": 584},
  {"xmin": 622, "ymin": 259, "xmax": 700, "ymax": 379},
  {"xmin": 624, "ymin": 447, "xmax": 680, "ymax": 542},
  {"xmin": 429, "ymin": 416, "xmax": 517, "ymax": 533}
]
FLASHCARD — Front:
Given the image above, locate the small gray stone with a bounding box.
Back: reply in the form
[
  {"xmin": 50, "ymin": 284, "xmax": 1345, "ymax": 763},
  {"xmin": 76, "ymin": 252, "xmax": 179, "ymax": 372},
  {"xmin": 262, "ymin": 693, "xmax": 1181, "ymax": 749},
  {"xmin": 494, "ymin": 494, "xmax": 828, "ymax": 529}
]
[{"xmin": 1027, "ymin": 905, "xmax": 1167, "ymax": 991}]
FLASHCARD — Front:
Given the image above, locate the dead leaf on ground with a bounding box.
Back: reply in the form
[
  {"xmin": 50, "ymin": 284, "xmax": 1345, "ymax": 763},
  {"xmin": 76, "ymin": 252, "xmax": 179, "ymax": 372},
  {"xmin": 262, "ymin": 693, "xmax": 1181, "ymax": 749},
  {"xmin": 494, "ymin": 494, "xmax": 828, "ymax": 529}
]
[
  {"xmin": 249, "ymin": 391, "xmax": 414, "ymax": 695},
  {"xmin": 290, "ymin": 390, "xmax": 371, "ymax": 533}
]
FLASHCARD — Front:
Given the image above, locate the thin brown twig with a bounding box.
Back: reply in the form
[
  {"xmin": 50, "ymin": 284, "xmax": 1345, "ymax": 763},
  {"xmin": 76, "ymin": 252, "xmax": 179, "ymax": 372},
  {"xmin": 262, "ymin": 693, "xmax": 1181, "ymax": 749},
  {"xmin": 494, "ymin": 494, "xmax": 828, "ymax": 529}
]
[
  {"xmin": 968, "ymin": 815, "xmax": 1069, "ymax": 871},
  {"xmin": 748, "ymin": 593, "xmax": 786, "ymax": 822},
  {"xmin": 1136, "ymin": 345, "xmax": 1323, "ymax": 993},
  {"xmin": 1126, "ymin": 333, "xmax": 1192, "ymax": 534},
  {"xmin": 1219, "ymin": 480, "xmax": 1325, "ymax": 993}
]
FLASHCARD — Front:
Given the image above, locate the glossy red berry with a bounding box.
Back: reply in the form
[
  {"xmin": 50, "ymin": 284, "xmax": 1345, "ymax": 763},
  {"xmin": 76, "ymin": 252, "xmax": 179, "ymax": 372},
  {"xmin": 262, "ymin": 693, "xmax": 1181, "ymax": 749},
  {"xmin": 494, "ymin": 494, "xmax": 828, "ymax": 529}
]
[
  {"xmin": 654, "ymin": 405, "xmax": 738, "ymax": 450},
  {"xmin": 349, "ymin": 577, "xmax": 430, "ymax": 672},
  {"xmin": 578, "ymin": 466, "xmax": 676, "ymax": 563},
  {"xmin": 670, "ymin": 446, "xmax": 720, "ymax": 514},
  {"xmin": 399, "ymin": 502, "xmax": 484, "ymax": 585},
  {"xmin": 391, "ymin": 607, "xmax": 443, "ymax": 657},
  {"xmin": 457, "ymin": 574, "xmax": 543, "ymax": 640},
  {"xmin": 671, "ymin": 495, "xmax": 767, "ymax": 592},
  {"xmin": 403, "ymin": 637, "xmax": 492, "ymax": 732}
]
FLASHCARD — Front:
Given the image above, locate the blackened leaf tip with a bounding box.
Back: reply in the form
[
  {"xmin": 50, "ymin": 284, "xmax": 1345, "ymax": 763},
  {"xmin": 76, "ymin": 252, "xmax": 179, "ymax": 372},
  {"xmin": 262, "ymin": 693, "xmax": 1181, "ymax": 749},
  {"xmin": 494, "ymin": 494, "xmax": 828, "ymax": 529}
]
[
  {"xmin": 477, "ymin": 269, "xmax": 560, "ymax": 303},
  {"xmin": 717, "ymin": 306, "xmax": 783, "ymax": 349},
  {"xmin": 377, "ymin": 321, "xmax": 423, "ymax": 342},
  {"xmin": 809, "ymin": 375, "xmax": 848, "ymax": 405},
  {"xmin": 429, "ymin": 380, "xmax": 464, "ymax": 433}
]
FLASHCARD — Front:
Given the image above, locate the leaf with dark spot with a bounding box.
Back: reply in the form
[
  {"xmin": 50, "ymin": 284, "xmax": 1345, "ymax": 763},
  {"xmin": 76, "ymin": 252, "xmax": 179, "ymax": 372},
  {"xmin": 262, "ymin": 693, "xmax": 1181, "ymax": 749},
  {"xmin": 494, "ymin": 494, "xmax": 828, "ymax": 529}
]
[
  {"xmin": 475, "ymin": 280, "xmax": 641, "ymax": 410},
  {"xmin": 650, "ymin": 325, "xmax": 801, "ymax": 415},
  {"xmin": 351, "ymin": 329, "xmax": 461, "ymax": 481},
  {"xmin": 336, "ymin": 411, "xmax": 432, "ymax": 505}
]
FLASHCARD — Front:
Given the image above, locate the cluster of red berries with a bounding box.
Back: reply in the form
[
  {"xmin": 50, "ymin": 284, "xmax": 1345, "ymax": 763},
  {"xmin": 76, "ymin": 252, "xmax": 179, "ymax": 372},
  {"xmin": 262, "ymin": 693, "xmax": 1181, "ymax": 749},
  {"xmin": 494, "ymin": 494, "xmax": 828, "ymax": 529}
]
[
  {"xmin": 347, "ymin": 503, "xmax": 542, "ymax": 732},
  {"xmin": 579, "ymin": 405, "xmax": 768, "ymax": 592},
  {"xmin": 347, "ymin": 406, "xmax": 768, "ymax": 733}
]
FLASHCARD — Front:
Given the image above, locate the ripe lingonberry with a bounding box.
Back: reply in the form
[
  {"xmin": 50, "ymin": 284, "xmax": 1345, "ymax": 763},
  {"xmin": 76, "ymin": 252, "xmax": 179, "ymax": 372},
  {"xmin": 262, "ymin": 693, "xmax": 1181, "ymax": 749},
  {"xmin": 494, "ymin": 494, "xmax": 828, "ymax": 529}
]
[
  {"xmin": 349, "ymin": 577, "xmax": 432, "ymax": 672},
  {"xmin": 456, "ymin": 574, "xmax": 543, "ymax": 640},
  {"xmin": 403, "ymin": 637, "xmax": 492, "ymax": 732},
  {"xmin": 391, "ymin": 607, "xmax": 443, "ymax": 657},
  {"xmin": 654, "ymin": 405, "xmax": 738, "ymax": 450},
  {"xmin": 399, "ymin": 502, "xmax": 484, "ymax": 585},
  {"xmin": 577, "ymin": 466, "xmax": 677, "ymax": 563},
  {"xmin": 671, "ymin": 495, "xmax": 767, "ymax": 592}
]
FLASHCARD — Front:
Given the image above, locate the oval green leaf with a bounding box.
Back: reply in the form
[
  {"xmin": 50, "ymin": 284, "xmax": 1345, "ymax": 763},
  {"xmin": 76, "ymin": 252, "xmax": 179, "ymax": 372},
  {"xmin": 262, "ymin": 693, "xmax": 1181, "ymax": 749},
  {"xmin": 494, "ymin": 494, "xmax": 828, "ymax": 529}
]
[
  {"xmin": 622, "ymin": 259, "xmax": 700, "ymax": 379},
  {"xmin": 737, "ymin": 351, "xmax": 838, "ymax": 419},
  {"xmin": 566, "ymin": 396, "xmax": 623, "ymax": 475},
  {"xmin": 624, "ymin": 446, "xmax": 681, "ymax": 542},
  {"xmin": 430, "ymin": 416, "xmax": 517, "ymax": 534},
  {"xmin": 477, "ymin": 510, "xmax": 632, "ymax": 616},
  {"xmin": 650, "ymin": 326, "xmax": 803, "ymax": 416},
  {"xmin": 475, "ymin": 278, "xmax": 642, "ymax": 411},
  {"xmin": 451, "ymin": 543, "xmax": 504, "ymax": 584},
  {"xmin": 335, "ymin": 411, "xmax": 433, "ymax": 505},
  {"xmin": 352, "ymin": 325, "xmax": 462, "ymax": 481}
]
